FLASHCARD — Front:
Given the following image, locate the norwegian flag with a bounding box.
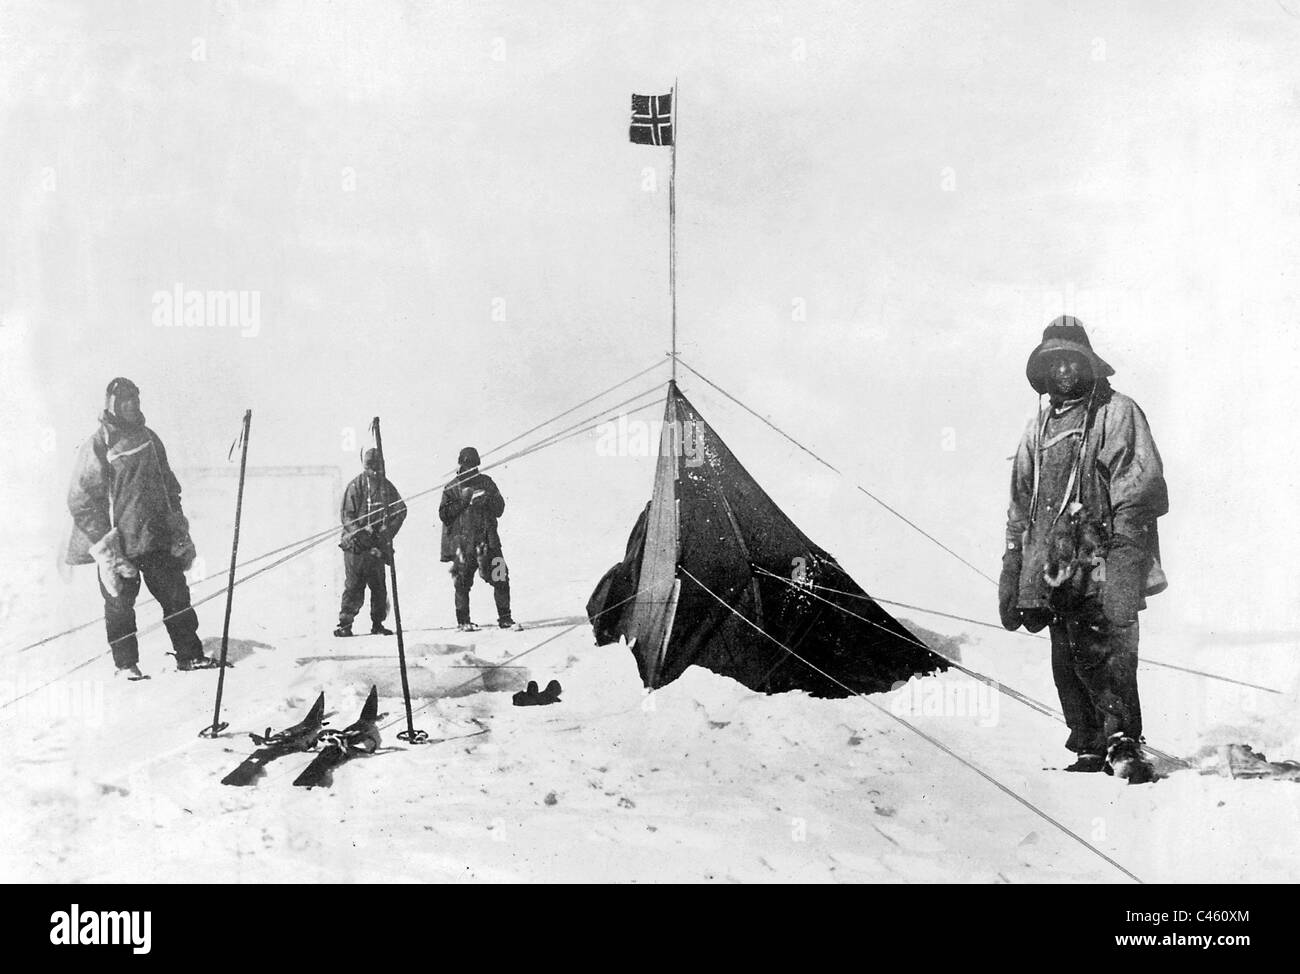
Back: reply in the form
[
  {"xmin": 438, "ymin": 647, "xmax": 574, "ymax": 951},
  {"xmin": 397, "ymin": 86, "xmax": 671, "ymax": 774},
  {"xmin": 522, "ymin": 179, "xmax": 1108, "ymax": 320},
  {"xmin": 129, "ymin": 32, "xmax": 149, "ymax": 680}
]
[{"xmin": 629, "ymin": 93, "xmax": 673, "ymax": 146}]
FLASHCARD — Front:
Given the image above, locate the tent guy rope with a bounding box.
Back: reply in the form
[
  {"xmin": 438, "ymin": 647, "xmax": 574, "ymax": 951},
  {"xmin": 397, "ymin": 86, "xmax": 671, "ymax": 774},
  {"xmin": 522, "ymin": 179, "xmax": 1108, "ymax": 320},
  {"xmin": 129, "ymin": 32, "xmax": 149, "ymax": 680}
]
[
  {"xmin": 680, "ymin": 565, "xmax": 1145, "ymax": 884},
  {"xmin": 0, "ymin": 387, "xmax": 667, "ymax": 711},
  {"xmin": 752, "ymin": 566, "xmax": 1189, "ymax": 769},
  {"xmin": 674, "ymin": 355, "xmax": 999, "ymax": 586},
  {"xmin": 675, "ymin": 361, "xmax": 1277, "ymax": 697},
  {"xmin": 8, "ymin": 360, "xmax": 668, "ymax": 658}
]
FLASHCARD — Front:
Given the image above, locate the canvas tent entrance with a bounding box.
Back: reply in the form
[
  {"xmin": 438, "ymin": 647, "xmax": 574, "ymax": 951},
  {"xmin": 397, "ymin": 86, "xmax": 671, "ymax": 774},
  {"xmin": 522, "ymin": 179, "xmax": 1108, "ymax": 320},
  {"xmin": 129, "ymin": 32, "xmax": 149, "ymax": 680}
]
[{"xmin": 587, "ymin": 383, "xmax": 949, "ymax": 697}]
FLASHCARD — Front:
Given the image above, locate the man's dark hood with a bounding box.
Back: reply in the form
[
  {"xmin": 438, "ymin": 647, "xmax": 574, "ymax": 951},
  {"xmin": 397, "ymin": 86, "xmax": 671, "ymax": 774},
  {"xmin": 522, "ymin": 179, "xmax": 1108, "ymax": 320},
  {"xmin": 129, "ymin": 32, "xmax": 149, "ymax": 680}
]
[
  {"xmin": 457, "ymin": 446, "xmax": 480, "ymax": 474},
  {"xmin": 1025, "ymin": 316, "xmax": 1115, "ymax": 394},
  {"xmin": 102, "ymin": 376, "xmax": 145, "ymax": 432}
]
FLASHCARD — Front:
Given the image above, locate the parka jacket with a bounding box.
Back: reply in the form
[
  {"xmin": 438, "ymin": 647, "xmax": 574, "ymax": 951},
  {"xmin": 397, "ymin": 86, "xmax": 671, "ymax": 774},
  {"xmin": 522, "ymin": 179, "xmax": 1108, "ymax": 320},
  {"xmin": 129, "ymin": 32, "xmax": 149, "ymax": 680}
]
[
  {"xmin": 1005, "ymin": 380, "xmax": 1169, "ymax": 610},
  {"xmin": 66, "ymin": 417, "xmax": 184, "ymax": 564},
  {"xmin": 340, "ymin": 473, "xmax": 407, "ymax": 552},
  {"xmin": 439, "ymin": 472, "xmax": 505, "ymax": 563}
]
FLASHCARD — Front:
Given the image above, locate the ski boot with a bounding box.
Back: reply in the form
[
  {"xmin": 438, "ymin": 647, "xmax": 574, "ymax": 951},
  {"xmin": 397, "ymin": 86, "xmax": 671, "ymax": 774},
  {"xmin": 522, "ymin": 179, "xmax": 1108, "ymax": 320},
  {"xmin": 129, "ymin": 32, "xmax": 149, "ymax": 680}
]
[
  {"xmin": 334, "ymin": 625, "xmax": 354, "ymax": 638},
  {"xmin": 115, "ymin": 663, "xmax": 148, "ymax": 681},
  {"xmin": 498, "ymin": 617, "xmax": 522, "ymax": 630},
  {"xmin": 1063, "ymin": 752, "xmax": 1106, "ymax": 773},
  {"xmin": 457, "ymin": 621, "xmax": 480, "ymax": 632},
  {"xmin": 1106, "ymin": 734, "xmax": 1155, "ymax": 784},
  {"xmin": 370, "ymin": 624, "xmax": 393, "ymax": 636},
  {"xmin": 175, "ymin": 653, "xmax": 222, "ymax": 671}
]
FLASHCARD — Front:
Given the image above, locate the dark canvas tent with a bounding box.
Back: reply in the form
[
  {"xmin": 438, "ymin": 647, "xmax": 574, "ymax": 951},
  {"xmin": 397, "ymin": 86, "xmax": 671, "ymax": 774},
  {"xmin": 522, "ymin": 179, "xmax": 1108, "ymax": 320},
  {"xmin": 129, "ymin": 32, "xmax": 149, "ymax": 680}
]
[{"xmin": 587, "ymin": 383, "xmax": 949, "ymax": 697}]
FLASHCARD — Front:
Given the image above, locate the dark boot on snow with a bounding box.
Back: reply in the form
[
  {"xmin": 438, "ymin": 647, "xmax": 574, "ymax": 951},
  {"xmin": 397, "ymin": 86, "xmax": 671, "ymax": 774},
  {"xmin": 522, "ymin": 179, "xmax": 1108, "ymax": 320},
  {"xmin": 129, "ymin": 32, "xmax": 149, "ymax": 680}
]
[
  {"xmin": 334, "ymin": 625, "xmax": 354, "ymax": 638},
  {"xmin": 115, "ymin": 663, "xmax": 148, "ymax": 681},
  {"xmin": 370, "ymin": 624, "xmax": 393, "ymax": 636},
  {"xmin": 1064, "ymin": 753, "xmax": 1106, "ymax": 773},
  {"xmin": 512, "ymin": 679, "xmax": 562, "ymax": 707},
  {"xmin": 175, "ymin": 653, "xmax": 222, "ymax": 671}
]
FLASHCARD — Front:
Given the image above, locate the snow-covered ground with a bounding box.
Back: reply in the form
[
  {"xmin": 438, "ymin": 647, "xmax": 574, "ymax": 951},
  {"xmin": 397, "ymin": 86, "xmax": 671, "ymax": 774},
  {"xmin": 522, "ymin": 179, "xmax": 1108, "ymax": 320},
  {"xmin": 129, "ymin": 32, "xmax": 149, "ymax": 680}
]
[
  {"xmin": 3, "ymin": 517, "xmax": 1298, "ymax": 883},
  {"xmin": 3, "ymin": 402, "xmax": 1298, "ymax": 885}
]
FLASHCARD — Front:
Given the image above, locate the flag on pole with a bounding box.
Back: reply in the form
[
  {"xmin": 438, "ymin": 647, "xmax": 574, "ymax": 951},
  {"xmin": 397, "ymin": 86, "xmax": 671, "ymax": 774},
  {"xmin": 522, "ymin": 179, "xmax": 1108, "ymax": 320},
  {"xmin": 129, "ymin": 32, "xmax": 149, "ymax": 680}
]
[{"xmin": 629, "ymin": 93, "xmax": 673, "ymax": 146}]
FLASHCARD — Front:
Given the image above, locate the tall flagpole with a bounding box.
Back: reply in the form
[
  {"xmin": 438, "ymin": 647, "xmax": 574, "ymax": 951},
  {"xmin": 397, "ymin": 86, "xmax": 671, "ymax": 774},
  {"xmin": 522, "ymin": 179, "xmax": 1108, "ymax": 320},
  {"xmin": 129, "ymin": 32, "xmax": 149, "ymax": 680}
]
[{"xmin": 669, "ymin": 79, "xmax": 678, "ymax": 384}]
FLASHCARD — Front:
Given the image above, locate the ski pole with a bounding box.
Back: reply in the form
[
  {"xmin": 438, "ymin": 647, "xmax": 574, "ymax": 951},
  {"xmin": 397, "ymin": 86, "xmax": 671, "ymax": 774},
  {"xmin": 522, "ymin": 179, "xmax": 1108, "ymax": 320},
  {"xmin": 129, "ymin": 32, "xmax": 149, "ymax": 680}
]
[
  {"xmin": 200, "ymin": 409, "xmax": 251, "ymax": 738},
  {"xmin": 370, "ymin": 417, "xmax": 427, "ymax": 744}
]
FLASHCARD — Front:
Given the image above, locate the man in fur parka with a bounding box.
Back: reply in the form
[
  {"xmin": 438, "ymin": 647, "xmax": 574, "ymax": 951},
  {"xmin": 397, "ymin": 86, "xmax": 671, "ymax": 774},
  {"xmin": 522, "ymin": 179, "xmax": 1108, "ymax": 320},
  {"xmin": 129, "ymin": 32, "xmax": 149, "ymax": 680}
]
[
  {"xmin": 1000, "ymin": 319, "xmax": 1169, "ymax": 783},
  {"xmin": 439, "ymin": 446, "xmax": 516, "ymax": 631},
  {"xmin": 66, "ymin": 377, "xmax": 215, "ymax": 679}
]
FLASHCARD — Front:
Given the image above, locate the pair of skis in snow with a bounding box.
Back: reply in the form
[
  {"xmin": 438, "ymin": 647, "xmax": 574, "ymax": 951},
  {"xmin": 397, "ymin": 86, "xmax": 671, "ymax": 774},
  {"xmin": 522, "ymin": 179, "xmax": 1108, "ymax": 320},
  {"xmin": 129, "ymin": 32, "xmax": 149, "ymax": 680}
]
[{"xmin": 220, "ymin": 687, "xmax": 383, "ymax": 788}]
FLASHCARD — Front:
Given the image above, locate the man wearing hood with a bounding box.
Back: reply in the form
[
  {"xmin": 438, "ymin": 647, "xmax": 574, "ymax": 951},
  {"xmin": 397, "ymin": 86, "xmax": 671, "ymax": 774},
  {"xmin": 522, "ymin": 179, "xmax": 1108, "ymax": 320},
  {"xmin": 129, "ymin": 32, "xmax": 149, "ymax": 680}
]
[
  {"xmin": 66, "ymin": 377, "xmax": 216, "ymax": 678},
  {"xmin": 439, "ymin": 447, "xmax": 516, "ymax": 631},
  {"xmin": 1001, "ymin": 318, "xmax": 1169, "ymax": 783},
  {"xmin": 334, "ymin": 447, "xmax": 407, "ymax": 637}
]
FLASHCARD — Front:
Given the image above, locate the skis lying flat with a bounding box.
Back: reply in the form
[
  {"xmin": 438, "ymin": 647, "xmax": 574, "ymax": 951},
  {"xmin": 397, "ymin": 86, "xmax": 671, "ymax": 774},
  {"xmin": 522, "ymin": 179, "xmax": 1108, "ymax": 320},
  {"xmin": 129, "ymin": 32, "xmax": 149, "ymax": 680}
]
[
  {"xmin": 221, "ymin": 693, "xmax": 327, "ymax": 787},
  {"xmin": 293, "ymin": 686, "xmax": 384, "ymax": 789}
]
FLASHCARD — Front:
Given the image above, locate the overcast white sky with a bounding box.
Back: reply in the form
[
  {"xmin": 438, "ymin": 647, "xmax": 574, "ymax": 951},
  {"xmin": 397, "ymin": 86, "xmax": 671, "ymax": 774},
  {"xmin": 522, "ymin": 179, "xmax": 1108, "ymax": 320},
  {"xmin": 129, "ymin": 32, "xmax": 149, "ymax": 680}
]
[{"xmin": 4, "ymin": 0, "xmax": 1300, "ymax": 636}]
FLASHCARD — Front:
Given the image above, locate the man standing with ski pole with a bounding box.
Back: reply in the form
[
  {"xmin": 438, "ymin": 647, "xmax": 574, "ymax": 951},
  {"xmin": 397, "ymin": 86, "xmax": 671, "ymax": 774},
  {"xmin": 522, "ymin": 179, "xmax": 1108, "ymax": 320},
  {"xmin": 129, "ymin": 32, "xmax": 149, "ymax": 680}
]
[
  {"xmin": 1000, "ymin": 318, "xmax": 1169, "ymax": 784},
  {"xmin": 335, "ymin": 447, "xmax": 407, "ymax": 638}
]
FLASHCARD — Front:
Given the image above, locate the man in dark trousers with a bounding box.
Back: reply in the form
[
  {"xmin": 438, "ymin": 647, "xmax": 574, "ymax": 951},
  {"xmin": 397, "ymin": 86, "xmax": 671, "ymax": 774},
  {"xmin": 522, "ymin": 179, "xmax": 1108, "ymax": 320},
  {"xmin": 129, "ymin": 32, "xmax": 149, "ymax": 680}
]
[
  {"xmin": 335, "ymin": 448, "xmax": 406, "ymax": 637},
  {"xmin": 439, "ymin": 446, "xmax": 517, "ymax": 631},
  {"xmin": 1000, "ymin": 318, "xmax": 1169, "ymax": 783},
  {"xmin": 66, "ymin": 377, "xmax": 216, "ymax": 679}
]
